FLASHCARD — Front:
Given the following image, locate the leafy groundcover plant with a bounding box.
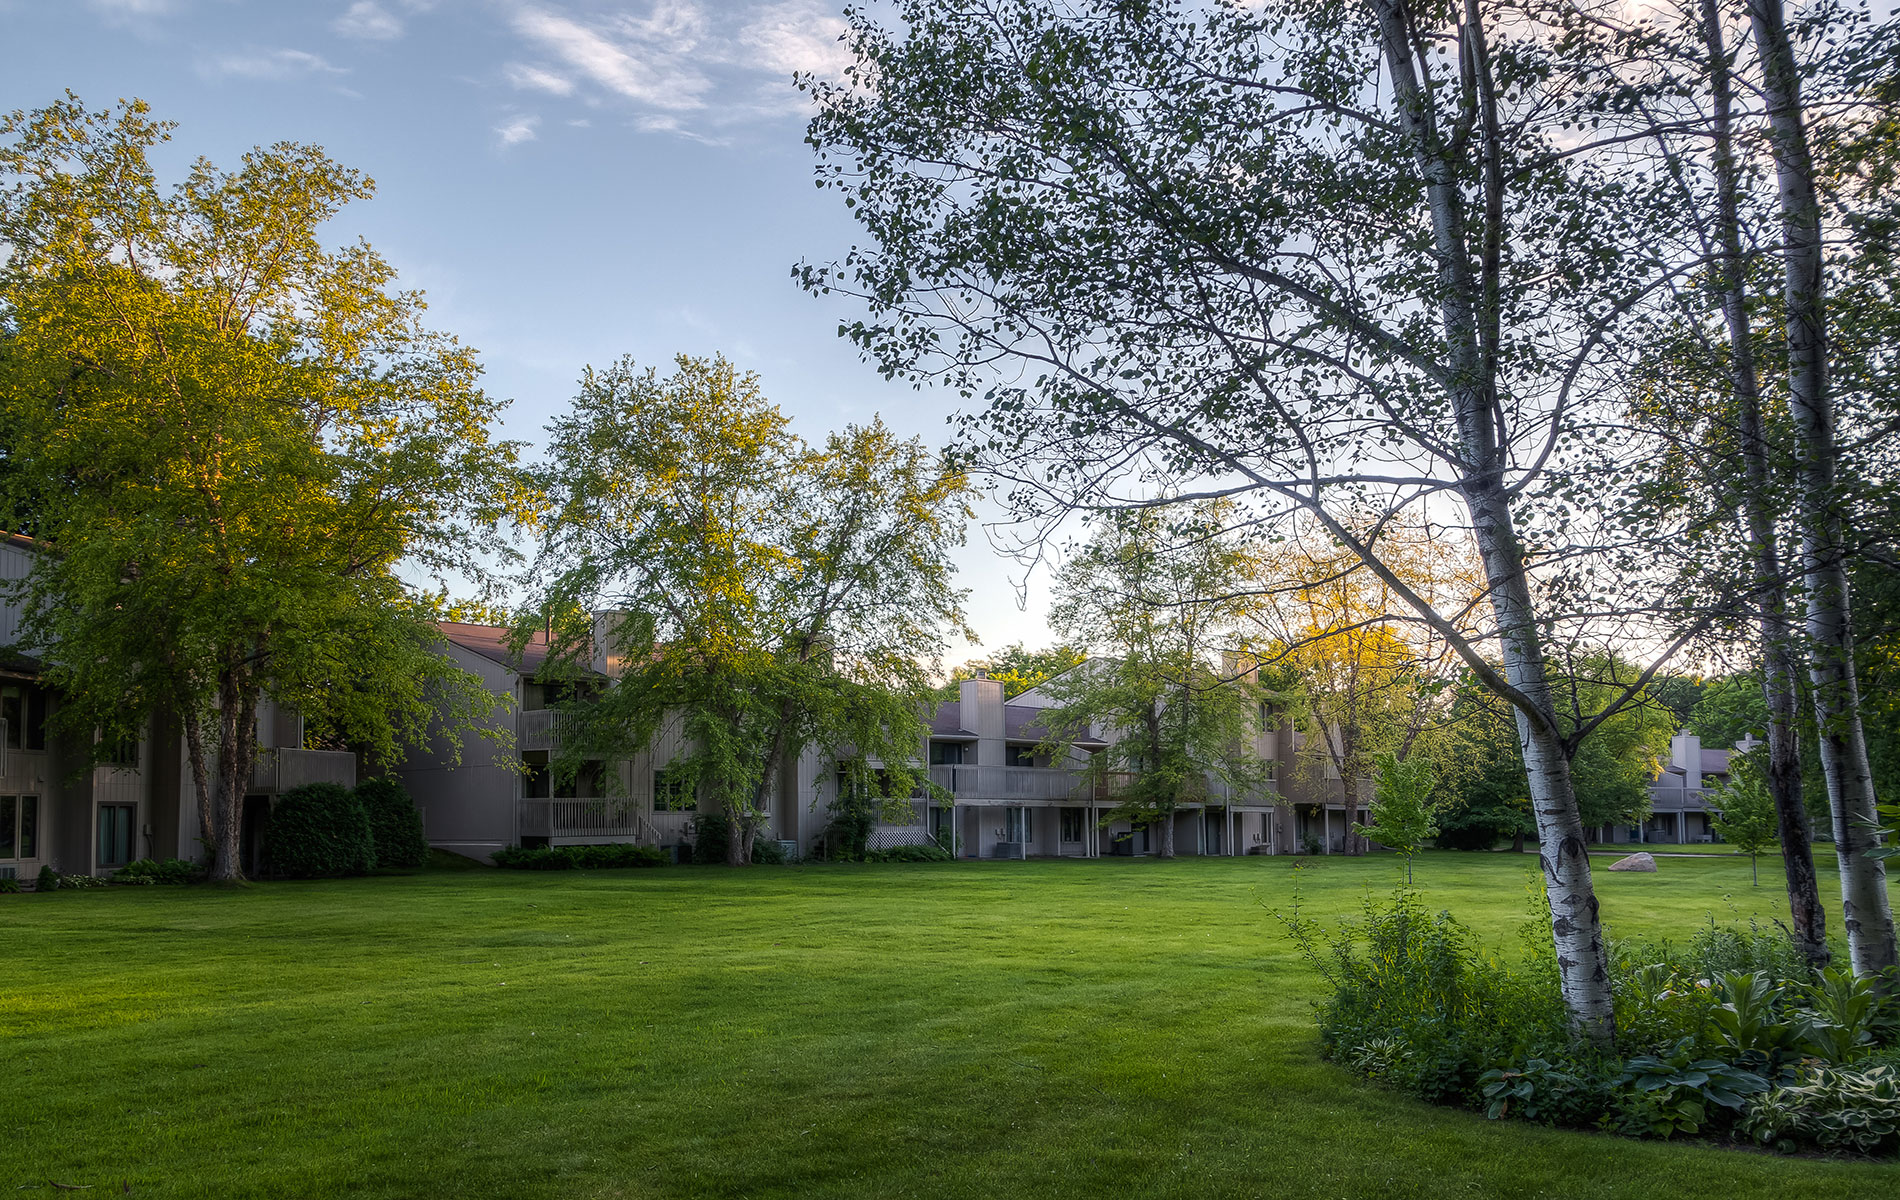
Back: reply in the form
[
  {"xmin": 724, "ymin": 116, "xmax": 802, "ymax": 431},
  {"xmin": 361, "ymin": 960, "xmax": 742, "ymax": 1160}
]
[{"xmin": 1278, "ymin": 885, "xmax": 1900, "ymax": 1156}]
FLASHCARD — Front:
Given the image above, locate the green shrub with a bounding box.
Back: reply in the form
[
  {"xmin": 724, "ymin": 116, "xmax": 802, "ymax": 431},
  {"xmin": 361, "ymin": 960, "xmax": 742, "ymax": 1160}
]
[
  {"xmin": 1278, "ymin": 880, "xmax": 1882, "ymax": 1146},
  {"xmin": 0, "ymin": 876, "xmax": 17, "ymax": 894},
  {"xmin": 686, "ymin": 813, "xmax": 782, "ymax": 864},
  {"xmin": 1278, "ymin": 884, "xmax": 1578, "ymax": 1107},
  {"xmin": 54, "ymin": 873, "xmax": 108, "ymax": 889},
  {"xmin": 492, "ymin": 843, "xmax": 667, "ymax": 870},
  {"xmin": 865, "ymin": 842, "xmax": 953, "ymax": 863},
  {"xmin": 265, "ymin": 783, "xmax": 376, "ymax": 878},
  {"xmin": 1741, "ymin": 1063, "xmax": 1900, "ymax": 1155},
  {"xmin": 355, "ymin": 777, "xmax": 429, "ymax": 870},
  {"xmin": 689, "ymin": 812, "xmax": 732, "ymax": 865},
  {"xmin": 35, "ymin": 864, "xmax": 58, "ymax": 892},
  {"xmin": 112, "ymin": 858, "xmax": 204, "ymax": 886}
]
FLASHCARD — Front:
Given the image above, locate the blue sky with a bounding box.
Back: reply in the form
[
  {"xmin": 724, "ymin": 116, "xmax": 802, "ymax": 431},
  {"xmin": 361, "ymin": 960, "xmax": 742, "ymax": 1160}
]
[{"xmin": 0, "ymin": 0, "xmax": 1053, "ymax": 661}]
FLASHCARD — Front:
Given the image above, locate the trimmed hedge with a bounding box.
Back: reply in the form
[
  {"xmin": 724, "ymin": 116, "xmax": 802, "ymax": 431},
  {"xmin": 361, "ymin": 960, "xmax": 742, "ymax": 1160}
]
[
  {"xmin": 265, "ymin": 783, "xmax": 376, "ymax": 878},
  {"xmin": 355, "ymin": 777, "xmax": 429, "ymax": 870},
  {"xmin": 492, "ymin": 843, "xmax": 667, "ymax": 870},
  {"xmin": 865, "ymin": 842, "xmax": 953, "ymax": 863},
  {"xmin": 111, "ymin": 858, "xmax": 205, "ymax": 885}
]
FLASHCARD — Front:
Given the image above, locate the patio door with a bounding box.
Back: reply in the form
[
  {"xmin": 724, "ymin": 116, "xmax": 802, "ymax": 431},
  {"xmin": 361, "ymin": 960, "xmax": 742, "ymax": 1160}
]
[{"xmin": 1004, "ymin": 806, "xmax": 1030, "ymax": 844}]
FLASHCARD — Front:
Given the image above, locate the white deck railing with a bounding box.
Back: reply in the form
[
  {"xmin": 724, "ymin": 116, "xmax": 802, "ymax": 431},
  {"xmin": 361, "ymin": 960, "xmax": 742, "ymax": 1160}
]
[
  {"xmin": 519, "ymin": 797, "xmax": 655, "ymax": 839},
  {"xmin": 250, "ymin": 748, "xmax": 356, "ymax": 792},
  {"xmin": 516, "ymin": 709, "xmax": 571, "ymax": 751}
]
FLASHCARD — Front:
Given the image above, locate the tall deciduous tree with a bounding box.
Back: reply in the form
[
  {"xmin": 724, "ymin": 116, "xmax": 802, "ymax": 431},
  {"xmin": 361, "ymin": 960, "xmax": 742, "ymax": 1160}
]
[
  {"xmin": 1743, "ymin": 0, "xmax": 1896, "ymax": 976},
  {"xmin": 1248, "ymin": 518, "xmax": 1479, "ymax": 854},
  {"xmin": 0, "ymin": 96, "xmax": 514, "ymax": 882},
  {"xmin": 943, "ymin": 641, "xmax": 1086, "ymax": 699},
  {"xmin": 530, "ymin": 355, "xmax": 973, "ymax": 865},
  {"xmin": 801, "ymin": 0, "xmax": 1716, "ymax": 1038},
  {"xmin": 1032, "ymin": 502, "xmax": 1265, "ymax": 858}
]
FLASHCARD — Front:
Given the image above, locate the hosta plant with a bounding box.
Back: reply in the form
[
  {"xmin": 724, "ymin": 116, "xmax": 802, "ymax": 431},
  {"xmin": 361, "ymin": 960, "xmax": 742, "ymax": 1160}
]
[
  {"xmin": 1614, "ymin": 1040, "xmax": 1769, "ymax": 1137},
  {"xmin": 1741, "ymin": 1064, "xmax": 1900, "ymax": 1155}
]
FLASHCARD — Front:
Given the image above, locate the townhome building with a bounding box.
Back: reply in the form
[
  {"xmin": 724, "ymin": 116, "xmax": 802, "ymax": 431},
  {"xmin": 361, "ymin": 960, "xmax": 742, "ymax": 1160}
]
[
  {"xmin": 396, "ymin": 626, "xmax": 1380, "ymax": 862},
  {"xmin": 868, "ymin": 674, "xmax": 1288, "ymax": 859},
  {"xmin": 0, "ymin": 533, "xmax": 354, "ymax": 882},
  {"xmin": 1589, "ymin": 730, "xmax": 1762, "ymax": 846}
]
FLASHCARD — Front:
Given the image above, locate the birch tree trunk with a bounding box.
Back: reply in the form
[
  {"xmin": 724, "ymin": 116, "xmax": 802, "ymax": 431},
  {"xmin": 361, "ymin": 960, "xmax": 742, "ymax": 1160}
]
[
  {"xmin": 1700, "ymin": 0, "xmax": 1830, "ymax": 968},
  {"xmin": 1368, "ymin": 0, "xmax": 1615, "ymax": 1037},
  {"xmin": 1745, "ymin": 0, "xmax": 1897, "ymax": 975}
]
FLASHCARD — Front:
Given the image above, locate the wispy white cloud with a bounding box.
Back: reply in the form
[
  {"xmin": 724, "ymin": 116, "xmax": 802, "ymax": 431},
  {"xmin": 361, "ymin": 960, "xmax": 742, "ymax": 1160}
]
[
  {"xmin": 333, "ymin": 1, "xmax": 403, "ymax": 41},
  {"xmin": 202, "ymin": 48, "xmax": 351, "ymax": 81},
  {"xmin": 738, "ymin": 1, "xmax": 851, "ymax": 78},
  {"xmin": 503, "ymin": 62, "xmax": 576, "ymax": 96},
  {"xmin": 502, "ymin": 2, "xmax": 852, "ymax": 136},
  {"xmin": 87, "ymin": 0, "xmax": 179, "ymax": 16},
  {"xmin": 494, "ymin": 113, "xmax": 541, "ymax": 146},
  {"xmin": 511, "ymin": 6, "xmax": 712, "ymax": 112}
]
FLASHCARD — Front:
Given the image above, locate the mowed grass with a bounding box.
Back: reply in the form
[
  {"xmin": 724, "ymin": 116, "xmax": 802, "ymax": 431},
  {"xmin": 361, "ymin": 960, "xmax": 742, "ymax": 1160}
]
[{"xmin": 3, "ymin": 853, "xmax": 1895, "ymax": 1199}]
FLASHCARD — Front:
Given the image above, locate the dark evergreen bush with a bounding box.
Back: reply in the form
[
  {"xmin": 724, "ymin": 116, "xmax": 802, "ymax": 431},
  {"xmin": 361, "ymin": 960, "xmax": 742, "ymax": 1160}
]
[
  {"xmin": 355, "ymin": 777, "xmax": 429, "ymax": 870},
  {"xmin": 265, "ymin": 783, "xmax": 375, "ymax": 878}
]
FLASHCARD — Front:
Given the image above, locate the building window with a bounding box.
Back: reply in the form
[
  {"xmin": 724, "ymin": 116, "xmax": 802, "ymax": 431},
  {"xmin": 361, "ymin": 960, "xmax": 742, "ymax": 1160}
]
[
  {"xmin": 19, "ymin": 796, "xmax": 36, "ymax": 859},
  {"xmin": 104, "ymin": 734, "xmax": 140, "ymax": 767},
  {"xmin": 654, "ymin": 768, "xmax": 696, "ymax": 812},
  {"xmin": 521, "ymin": 751, "xmax": 550, "ymax": 799},
  {"xmin": 0, "ymin": 796, "xmax": 12, "ymax": 860},
  {"xmin": 928, "ymin": 741, "xmax": 963, "ymax": 766},
  {"xmin": 1, "ymin": 683, "xmax": 47, "ymax": 751},
  {"xmin": 98, "ymin": 803, "xmax": 135, "ymax": 868},
  {"xmin": 1060, "ymin": 807, "xmax": 1084, "ymax": 843},
  {"xmin": 1005, "ymin": 744, "xmax": 1035, "ymax": 768}
]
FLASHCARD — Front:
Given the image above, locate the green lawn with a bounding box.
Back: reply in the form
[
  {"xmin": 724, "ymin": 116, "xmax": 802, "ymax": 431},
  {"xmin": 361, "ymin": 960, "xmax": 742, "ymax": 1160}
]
[{"xmin": 3, "ymin": 852, "xmax": 1894, "ymax": 1198}]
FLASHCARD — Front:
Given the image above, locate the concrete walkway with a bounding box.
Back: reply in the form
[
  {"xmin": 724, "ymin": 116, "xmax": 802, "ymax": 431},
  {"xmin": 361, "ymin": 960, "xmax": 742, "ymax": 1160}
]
[{"xmin": 1587, "ymin": 849, "xmax": 1743, "ymax": 858}]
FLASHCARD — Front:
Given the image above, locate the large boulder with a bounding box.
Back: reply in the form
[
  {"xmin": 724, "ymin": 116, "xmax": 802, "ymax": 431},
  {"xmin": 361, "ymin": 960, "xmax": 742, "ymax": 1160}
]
[{"xmin": 1608, "ymin": 851, "xmax": 1658, "ymax": 873}]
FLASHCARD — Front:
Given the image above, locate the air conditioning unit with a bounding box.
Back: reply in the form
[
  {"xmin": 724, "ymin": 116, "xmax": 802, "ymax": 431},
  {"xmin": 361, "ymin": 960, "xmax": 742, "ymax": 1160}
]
[
  {"xmin": 992, "ymin": 840, "xmax": 1026, "ymax": 860},
  {"xmin": 0, "ymin": 866, "xmax": 15, "ymax": 881},
  {"xmin": 774, "ymin": 840, "xmax": 800, "ymax": 862}
]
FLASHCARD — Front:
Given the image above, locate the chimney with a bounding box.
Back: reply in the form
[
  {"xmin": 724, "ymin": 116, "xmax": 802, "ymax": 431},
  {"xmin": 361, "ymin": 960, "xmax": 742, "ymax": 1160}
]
[{"xmin": 1671, "ymin": 731, "xmax": 1702, "ymax": 791}]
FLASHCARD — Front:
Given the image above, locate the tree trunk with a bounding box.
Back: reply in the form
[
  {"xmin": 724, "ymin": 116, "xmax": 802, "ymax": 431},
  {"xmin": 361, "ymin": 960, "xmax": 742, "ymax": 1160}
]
[
  {"xmin": 1747, "ymin": 0, "xmax": 1897, "ymax": 975},
  {"xmin": 1699, "ymin": 0, "xmax": 1830, "ymax": 968},
  {"xmin": 181, "ymin": 701, "xmax": 217, "ymax": 865},
  {"xmin": 1363, "ymin": 0, "xmax": 1613, "ymax": 1038},
  {"xmin": 205, "ymin": 664, "xmax": 257, "ymax": 884},
  {"xmin": 1158, "ymin": 811, "xmax": 1175, "ymax": 858},
  {"xmin": 1340, "ymin": 772, "xmax": 1361, "ymax": 856}
]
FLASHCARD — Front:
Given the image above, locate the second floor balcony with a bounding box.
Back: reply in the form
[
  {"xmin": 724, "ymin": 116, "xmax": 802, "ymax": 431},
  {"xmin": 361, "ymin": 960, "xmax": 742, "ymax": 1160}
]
[
  {"xmin": 251, "ymin": 747, "xmax": 356, "ymax": 793},
  {"xmin": 927, "ymin": 764, "xmax": 1085, "ymax": 801}
]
